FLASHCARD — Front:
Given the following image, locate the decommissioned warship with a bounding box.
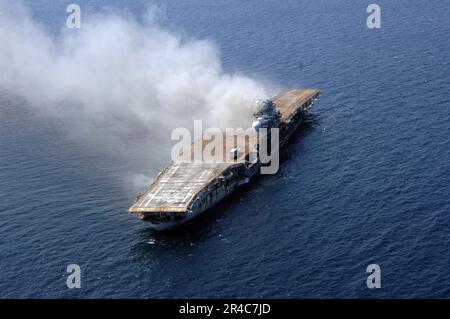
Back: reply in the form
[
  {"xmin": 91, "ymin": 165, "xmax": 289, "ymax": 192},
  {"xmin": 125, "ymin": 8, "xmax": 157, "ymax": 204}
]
[{"xmin": 129, "ymin": 89, "xmax": 320, "ymax": 230}]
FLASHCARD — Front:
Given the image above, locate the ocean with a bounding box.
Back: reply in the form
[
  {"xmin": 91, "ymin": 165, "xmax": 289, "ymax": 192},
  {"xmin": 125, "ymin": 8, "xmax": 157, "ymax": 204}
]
[{"xmin": 0, "ymin": 0, "xmax": 449, "ymax": 298}]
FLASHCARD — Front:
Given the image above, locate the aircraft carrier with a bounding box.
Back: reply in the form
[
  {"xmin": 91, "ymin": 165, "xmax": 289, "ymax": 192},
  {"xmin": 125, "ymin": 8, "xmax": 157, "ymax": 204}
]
[{"xmin": 129, "ymin": 89, "xmax": 320, "ymax": 231}]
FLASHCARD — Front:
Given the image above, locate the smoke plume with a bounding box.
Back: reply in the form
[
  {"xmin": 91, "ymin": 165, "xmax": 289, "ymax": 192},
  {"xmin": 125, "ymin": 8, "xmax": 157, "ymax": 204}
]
[{"xmin": 0, "ymin": 1, "xmax": 274, "ymax": 187}]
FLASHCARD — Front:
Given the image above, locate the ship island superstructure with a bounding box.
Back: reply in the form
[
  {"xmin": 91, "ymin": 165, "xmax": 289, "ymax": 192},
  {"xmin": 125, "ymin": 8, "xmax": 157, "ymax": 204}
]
[{"xmin": 129, "ymin": 89, "xmax": 320, "ymax": 230}]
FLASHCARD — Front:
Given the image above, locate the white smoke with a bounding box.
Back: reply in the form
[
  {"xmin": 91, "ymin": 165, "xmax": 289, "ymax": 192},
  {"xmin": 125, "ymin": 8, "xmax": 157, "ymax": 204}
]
[{"xmin": 0, "ymin": 1, "xmax": 275, "ymax": 187}]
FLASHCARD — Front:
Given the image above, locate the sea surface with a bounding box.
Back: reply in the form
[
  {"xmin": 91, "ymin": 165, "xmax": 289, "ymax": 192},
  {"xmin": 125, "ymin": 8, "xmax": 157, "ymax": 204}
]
[{"xmin": 1, "ymin": 0, "xmax": 449, "ymax": 298}]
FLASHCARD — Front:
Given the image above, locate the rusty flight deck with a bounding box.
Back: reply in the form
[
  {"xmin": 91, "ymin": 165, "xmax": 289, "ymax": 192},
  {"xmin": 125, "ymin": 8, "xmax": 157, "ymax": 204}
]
[{"xmin": 129, "ymin": 89, "xmax": 320, "ymax": 215}]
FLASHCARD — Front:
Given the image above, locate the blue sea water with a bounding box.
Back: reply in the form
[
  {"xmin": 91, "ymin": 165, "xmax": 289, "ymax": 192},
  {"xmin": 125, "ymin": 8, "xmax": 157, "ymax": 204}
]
[{"xmin": 0, "ymin": 0, "xmax": 449, "ymax": 298}]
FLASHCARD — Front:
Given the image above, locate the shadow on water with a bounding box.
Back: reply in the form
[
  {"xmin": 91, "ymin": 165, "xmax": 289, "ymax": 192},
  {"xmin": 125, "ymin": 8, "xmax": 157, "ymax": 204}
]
[{"xmin": 132, "ymin": 112, "xmax": 319, "ymax": 251}]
